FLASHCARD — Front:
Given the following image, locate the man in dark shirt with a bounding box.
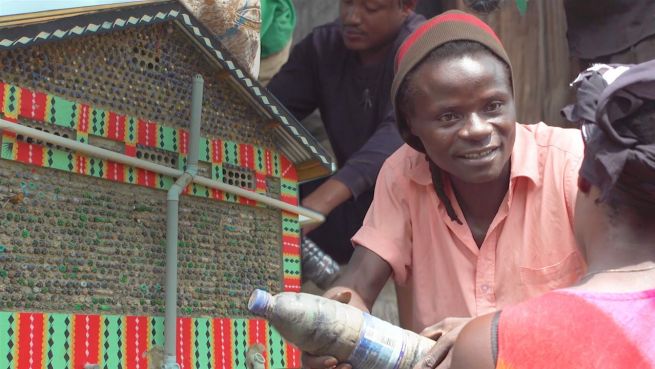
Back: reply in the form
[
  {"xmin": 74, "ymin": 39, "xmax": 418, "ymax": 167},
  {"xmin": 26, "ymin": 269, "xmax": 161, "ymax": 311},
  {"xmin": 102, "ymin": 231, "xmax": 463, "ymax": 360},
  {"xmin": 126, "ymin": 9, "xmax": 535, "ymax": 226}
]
[
  {"xmin": 565, "ymin": 0, "xmax": 655, "ymax": 69},
  {"xmin": 267, "ymin": 0, "xmax": 424, "ymax": 263}
]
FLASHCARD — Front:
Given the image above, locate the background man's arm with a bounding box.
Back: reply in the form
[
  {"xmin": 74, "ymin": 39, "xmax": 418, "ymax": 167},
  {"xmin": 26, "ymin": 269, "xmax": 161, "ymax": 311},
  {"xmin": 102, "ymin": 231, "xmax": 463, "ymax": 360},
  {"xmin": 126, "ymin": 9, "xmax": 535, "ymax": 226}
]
[
  {"xmin": 303, "ymin": 110, "xmax": 404, "ymax": 231},
  {"xmin": 330, "ymin": 110, "xmax": 404, "ymax": 203},
  {"xmin": 267, "ymin": 33, "xmax": 319, "ymax": 122}
]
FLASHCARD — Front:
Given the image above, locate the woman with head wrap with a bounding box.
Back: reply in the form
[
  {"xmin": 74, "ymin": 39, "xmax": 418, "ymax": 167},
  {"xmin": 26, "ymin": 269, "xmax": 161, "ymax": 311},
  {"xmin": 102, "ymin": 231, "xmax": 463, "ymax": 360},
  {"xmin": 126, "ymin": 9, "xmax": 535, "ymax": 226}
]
[
  {"xmin": 307, "ymin": 10, "xmax": 586, "ymax": 369},
  {"xmin": 449, "ymin": 61, "xmax": 655, "ymax": 369}
]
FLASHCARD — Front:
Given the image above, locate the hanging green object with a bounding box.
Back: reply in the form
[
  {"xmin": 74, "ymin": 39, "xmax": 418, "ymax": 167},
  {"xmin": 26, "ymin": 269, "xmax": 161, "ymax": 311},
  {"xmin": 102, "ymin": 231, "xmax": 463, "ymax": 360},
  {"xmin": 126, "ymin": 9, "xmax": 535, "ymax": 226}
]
[{"xmin": 516, "ymin": 0, "xmax": 528, "ymax": 15}]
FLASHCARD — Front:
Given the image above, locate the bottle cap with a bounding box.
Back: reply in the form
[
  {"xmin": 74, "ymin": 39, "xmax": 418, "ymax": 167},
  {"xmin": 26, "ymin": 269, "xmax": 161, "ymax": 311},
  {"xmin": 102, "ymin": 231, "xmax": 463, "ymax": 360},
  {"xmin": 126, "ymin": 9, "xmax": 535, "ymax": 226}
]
[{"xmin": 248, "ymin": 289, "xmax": 271, "ymax": 316}]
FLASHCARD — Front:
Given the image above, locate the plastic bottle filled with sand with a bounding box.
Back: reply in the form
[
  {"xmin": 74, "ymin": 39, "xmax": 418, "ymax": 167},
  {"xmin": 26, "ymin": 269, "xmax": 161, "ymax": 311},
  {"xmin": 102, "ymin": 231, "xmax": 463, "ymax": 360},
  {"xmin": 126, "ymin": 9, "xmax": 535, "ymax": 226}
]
[{"xmin": 248, "ymin": 289, "xmax": 435, "ymax": 369}]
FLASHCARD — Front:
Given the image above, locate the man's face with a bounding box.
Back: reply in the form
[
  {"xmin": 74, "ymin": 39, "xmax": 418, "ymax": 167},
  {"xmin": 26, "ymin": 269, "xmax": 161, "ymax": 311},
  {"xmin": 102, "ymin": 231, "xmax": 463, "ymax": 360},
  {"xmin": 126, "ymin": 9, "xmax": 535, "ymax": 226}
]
[
  {"xmin": 339, "ymin": 0, "xmax": 410, "ymax": 52},
  {"xmin": 406, "ymin": 53, "xmax": 516, "ymax": 184}
]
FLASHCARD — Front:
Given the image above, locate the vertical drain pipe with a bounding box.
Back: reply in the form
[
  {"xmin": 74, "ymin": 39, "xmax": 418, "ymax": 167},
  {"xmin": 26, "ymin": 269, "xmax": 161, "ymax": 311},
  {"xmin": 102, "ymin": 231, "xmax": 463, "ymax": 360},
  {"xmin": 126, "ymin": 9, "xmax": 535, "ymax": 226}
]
[{"xmin": 163, "ymin": 74, "xmax": 203, "ymax": 369}]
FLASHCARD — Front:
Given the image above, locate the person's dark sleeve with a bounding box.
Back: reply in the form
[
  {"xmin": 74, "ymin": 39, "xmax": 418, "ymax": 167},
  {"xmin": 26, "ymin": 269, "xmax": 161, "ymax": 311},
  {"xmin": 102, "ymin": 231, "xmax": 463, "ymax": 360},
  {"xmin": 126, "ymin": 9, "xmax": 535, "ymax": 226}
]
[
  {"xmin": 267, "ymin": 33, "xmax": 319, "ymax": 122},
  {"xmin": 332, "ymin": 109, "xmax": 404, "ymax": 198}
]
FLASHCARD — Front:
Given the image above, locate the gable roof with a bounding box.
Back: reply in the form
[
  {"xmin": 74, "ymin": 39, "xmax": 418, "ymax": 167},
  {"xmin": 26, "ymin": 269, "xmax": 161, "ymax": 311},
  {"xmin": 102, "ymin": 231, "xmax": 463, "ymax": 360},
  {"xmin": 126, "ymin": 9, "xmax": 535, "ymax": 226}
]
[{"xmin": 0, "ymin": 0, "xmax": 335, "ymax": 181}]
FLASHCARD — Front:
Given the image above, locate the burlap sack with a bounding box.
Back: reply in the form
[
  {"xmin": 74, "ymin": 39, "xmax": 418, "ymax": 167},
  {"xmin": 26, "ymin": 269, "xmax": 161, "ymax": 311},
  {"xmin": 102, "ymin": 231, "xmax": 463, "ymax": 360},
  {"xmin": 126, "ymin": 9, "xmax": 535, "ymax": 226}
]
[{"xmin": 179, "ymin": 0, "xmax": 261, "ymax": 78}]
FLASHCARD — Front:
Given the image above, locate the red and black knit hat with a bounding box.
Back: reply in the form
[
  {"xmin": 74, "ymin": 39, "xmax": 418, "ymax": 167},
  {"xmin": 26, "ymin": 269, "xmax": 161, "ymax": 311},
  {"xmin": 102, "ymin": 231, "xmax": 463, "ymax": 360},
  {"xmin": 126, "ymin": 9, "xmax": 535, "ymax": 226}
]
[{"xmin": 391, "ymin": 10, "xmax": 513, "ymax": 151}]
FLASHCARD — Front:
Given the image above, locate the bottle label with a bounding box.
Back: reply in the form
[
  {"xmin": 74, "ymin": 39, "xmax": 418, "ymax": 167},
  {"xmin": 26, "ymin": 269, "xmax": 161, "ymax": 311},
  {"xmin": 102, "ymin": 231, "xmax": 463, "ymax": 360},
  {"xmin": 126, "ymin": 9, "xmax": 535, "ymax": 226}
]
[{"xmin": 348, "ymin": 313, "xmax": 407, "ymax": 369}]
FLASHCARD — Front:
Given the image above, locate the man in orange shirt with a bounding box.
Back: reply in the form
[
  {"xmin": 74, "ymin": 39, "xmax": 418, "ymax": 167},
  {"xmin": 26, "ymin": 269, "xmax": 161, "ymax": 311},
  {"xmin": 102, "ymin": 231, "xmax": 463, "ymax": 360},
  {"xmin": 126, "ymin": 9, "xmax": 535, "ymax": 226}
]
[{"xmin": 304, "ymin": 10, "xmax": 585, "ymax": 369}]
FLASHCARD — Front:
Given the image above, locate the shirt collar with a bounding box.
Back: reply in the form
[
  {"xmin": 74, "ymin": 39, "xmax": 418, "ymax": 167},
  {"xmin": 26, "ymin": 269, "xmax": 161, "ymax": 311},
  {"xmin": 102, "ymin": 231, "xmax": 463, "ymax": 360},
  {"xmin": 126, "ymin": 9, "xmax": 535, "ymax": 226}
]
[
  {"xmin": 404, "ymin": 147, "xmax": 433, "ymax": 186},
  {"xmin": 510, "ymin": 123, "xmax": 541, "ymax": 186},
  {"xmin": 405, "ymin": 123, "xmax": 542, "ymax": 187}
]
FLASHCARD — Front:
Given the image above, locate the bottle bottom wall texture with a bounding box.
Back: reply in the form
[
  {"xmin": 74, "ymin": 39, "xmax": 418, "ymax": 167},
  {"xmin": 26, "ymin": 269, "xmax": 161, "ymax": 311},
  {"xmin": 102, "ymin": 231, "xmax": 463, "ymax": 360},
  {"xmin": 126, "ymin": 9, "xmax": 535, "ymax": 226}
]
[
  {"xmin": 350, "ymin": 313, "xmax": 434, "ymax": 369},
  {"xmin": 301, "ymin": 237, "xmax": 341, "ymax": 289}
]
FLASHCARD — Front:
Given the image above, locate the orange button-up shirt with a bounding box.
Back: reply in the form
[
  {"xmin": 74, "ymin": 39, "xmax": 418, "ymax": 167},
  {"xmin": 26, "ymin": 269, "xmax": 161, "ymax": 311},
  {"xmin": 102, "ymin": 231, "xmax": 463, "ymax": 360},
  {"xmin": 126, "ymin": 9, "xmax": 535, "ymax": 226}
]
[{"xmin": 352, "ymin": 123, "xmax": 586, "ymax": 333}]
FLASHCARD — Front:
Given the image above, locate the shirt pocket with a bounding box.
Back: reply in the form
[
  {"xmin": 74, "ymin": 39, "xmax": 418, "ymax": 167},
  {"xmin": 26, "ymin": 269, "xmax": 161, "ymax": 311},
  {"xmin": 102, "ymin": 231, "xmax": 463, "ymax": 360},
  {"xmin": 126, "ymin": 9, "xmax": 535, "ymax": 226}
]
[{"xmin": 519, "ymin": 251, "xmax": 585, "ymax": 289}]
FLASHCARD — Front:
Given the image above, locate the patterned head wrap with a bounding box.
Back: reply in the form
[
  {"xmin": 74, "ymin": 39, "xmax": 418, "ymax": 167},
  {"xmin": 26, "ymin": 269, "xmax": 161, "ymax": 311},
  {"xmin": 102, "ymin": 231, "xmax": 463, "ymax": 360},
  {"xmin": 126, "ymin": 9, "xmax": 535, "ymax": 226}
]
[{"xmin": 562, "ymin": 60, "xmax": 655, "ymax": 206}]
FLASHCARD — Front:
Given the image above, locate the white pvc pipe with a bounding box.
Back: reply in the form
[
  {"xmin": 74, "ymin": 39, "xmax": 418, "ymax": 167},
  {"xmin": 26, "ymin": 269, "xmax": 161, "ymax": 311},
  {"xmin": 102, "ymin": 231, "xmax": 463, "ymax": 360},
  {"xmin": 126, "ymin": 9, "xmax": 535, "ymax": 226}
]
[
  {"xmin": 0, "ymin": 120, "xmax": 183, "ymax": 177},
  {"xmin": 163, "ymin": 74, "xmax": 205, "ymax": 369},
  {"xmin": 186, "ymin": 75, "xmax": 203, "ymax": 174},
  {"xmin": 163, "ymin": 174, "xmax": 190, "ymax": 369},
  {"xmin": 0, "ymin": 118, "xmax": 325, "ymax": 224}
]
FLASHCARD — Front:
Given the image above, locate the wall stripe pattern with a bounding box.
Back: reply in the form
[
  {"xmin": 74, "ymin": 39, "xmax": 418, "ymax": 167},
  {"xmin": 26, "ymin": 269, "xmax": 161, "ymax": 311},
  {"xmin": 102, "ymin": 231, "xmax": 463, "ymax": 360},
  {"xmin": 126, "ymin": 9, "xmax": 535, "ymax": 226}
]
[
  {"xmin": 0, "ymin": 81, "xmax": 299, "ymax": 203},
  {"xmin": 0, "ymin": 312, "xmax": 298, "ymax": 369}
]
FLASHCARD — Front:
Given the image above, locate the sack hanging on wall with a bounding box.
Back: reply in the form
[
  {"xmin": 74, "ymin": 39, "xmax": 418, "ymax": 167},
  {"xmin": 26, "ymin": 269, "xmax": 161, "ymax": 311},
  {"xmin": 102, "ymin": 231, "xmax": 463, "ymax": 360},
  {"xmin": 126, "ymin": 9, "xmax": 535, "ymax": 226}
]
[{"xmin": 179, "ymin": 0, "xmax": 261, "ymax": 78}]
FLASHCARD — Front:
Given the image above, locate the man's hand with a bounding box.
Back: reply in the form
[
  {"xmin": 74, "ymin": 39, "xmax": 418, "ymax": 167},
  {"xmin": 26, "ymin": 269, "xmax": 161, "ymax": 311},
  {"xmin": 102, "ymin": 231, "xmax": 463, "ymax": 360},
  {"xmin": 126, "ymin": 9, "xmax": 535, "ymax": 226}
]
[
  {"xmin": 413, "ymin": 317, "xmax": 472, "ymax": 369},
  {"xmin": 301, "ymin": 291, "xmax": 353, "ymax": 369}
]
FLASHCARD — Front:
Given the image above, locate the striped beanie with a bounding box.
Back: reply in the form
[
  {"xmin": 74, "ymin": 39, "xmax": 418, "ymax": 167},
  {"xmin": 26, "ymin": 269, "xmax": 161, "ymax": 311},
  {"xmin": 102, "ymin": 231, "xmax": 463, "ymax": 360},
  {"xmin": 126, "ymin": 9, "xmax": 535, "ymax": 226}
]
[{"xmin": 391, "ymin": 10, "xmax": 513, "ymax": 150}]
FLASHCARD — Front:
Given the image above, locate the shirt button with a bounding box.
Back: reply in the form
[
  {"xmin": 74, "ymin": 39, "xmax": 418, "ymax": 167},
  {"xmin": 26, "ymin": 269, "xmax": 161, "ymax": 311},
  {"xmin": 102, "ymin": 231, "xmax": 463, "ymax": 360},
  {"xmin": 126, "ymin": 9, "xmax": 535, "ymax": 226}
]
[{"xmin": 481, "ymin": 284, "xmax": 490, "ymax": 293}]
